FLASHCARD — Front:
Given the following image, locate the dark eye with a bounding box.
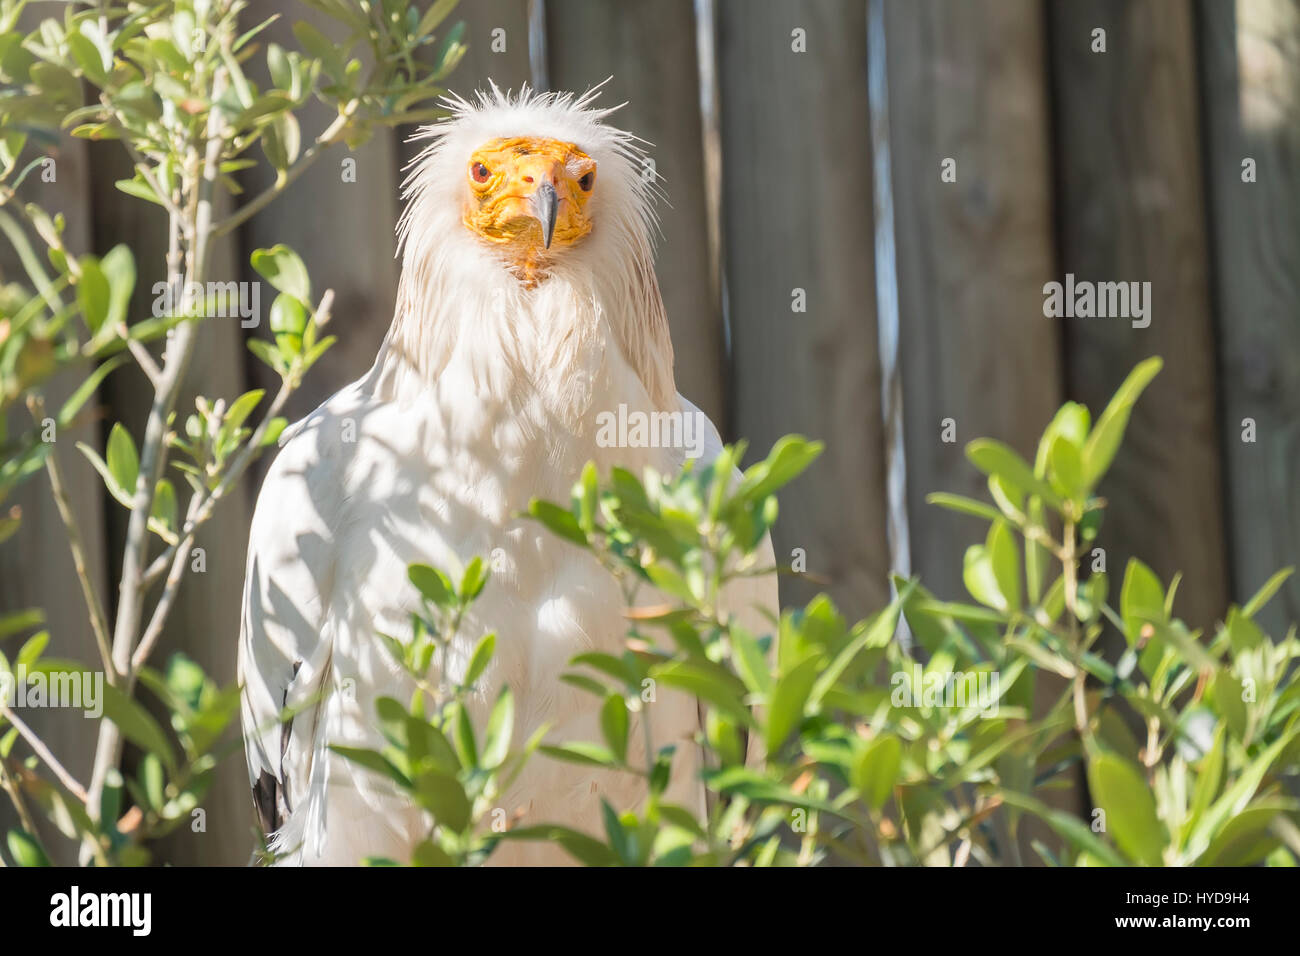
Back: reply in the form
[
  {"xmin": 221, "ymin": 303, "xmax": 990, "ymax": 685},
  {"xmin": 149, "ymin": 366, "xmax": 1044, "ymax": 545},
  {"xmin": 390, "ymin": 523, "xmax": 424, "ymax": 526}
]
[
  {"xmin": 471, "ymin": 162, "xmax": 491, "ymax": 183},
  {"xmin": 578, "ymin": 170, "xmax": 595, "ymax": 191}
]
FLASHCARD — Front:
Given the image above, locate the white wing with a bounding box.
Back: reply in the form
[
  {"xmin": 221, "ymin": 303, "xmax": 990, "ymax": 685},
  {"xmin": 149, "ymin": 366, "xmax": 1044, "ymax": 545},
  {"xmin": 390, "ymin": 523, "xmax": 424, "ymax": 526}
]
[{"xmin": 237, "ymin": 405, "xmax": 344, "ymax": 862}]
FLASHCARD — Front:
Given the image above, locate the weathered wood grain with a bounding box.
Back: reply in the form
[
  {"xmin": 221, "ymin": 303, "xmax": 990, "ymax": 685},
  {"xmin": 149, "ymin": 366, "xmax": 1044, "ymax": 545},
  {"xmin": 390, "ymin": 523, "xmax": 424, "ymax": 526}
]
[
  {"xmin": 1199, "ymin": 0, "xmax": 1300, "ymax": 636},
  {"xmin": 716, "ymin": 0, "xmax": 890, "ymax": 621},
  {"xmin": 884, "ymin": 0, "xmax": 1064, "ymax": 612},
  {"xmin": 1049, "ymin": 0, "xmax": 1229, "ymax": 634},
  {"xmin": 547, "ymin": 0, "xmax": 727, "ymax": 424}
]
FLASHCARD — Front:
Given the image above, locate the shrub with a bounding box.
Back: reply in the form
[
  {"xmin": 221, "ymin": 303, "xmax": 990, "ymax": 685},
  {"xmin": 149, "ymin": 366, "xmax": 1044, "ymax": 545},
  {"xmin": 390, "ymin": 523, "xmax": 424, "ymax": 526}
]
[
  {"xmin": 0, "ymin": 0, "xmax": 464, "ymax": 865},
  {"xmin": 349, "ymin": 358, "xmax": 1300, "ymax": 866}
]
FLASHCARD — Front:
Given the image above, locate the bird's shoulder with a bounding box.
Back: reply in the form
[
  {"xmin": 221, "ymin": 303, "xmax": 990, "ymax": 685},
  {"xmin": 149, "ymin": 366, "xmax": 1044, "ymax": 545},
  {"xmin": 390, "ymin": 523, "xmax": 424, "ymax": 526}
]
[
  {"xmin": 676, "ymin": 392, "xmax": 727, "ymax": 470},
  {"xmin": 248, "ymin": 378, "xmax": 391, "ymax": 553}
]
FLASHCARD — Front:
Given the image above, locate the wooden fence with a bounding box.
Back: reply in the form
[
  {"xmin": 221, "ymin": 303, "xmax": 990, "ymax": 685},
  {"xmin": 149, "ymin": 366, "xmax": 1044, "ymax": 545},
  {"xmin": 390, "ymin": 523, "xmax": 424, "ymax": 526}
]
[{"xmin": 2, "ymin": 0, "xmax": 1297, "ymax": 864}]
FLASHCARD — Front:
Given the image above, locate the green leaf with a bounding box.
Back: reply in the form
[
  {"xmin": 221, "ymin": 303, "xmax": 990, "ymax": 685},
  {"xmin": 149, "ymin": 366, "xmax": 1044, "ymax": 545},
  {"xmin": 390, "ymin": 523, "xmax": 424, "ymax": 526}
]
[
  {"xmin": 541, "ymin": 742, "xmax": 618, "ymax": 768},
  {"xmin": 965, "ymin": 439, "xmax": 1061, "ymax": 507},
  {"xmin": 574, "ymin": 461, "xmax": 599, "ymax": 532},
  {"xmin": 56, "ymin": 355, "xmax": 126, "ymax": 426},
  {"xmin": 730, "ymin": 623, "xmax": 773, "ymax": 697},
  {"xmin": 1036, "ymin": 401, "xmax": 1091, "ymax": 476},
  {"xmin": 656, "ymin": 661, "xmax": 753, "ymax": 727},
  {"xmin": 503, "ymin": 825, "xmax": 618, "ymax": 866},
  {"xmin": 78, "ymin": 443, "xmax": 130, "ymax": 507},
  {"xmin": 1151, "ymin": 620, "xmax": 1217, "ymax": 673},
  {"xmin": 250, "ymin": 244, "xmax": 310, "ymax": 306},
  {"xmin": 600, "ymin": 694, "xmax": 629, "ymax": 763},
  {"xmin": 6, "ymin": 829, "xmax": 49, "ymax": 867},
  {"xmin": 17, "ymin": 630, "xmax": 48, "ymax": 667},
  {"xmin": 1046, "ymin": 433, "xmax": 1084, "ymax": 500},
  {"xmin": 411, "ymin": 839, "xmax": 455, "ymax": 866},
  {"xmin": 601, "ymin": 799, "xmax": 638, "ymax": 865},
  {"xmin": 809, "ymin": 586, "xmax": 911, "ymax": 708},
  {"xmin": 737, "ymin": 435, "xmax": 823, "ymax": 501},
  {"xmin": 416, "ymin": 0, "xmax": 459, "ymax": 39},
  {"xmin": 267, "ymin": 43, "xmax": 292, "ymax": 91},
  {"xmin": 482, "ymin": 689, "xmax": 514, "ymax": 769},
  {"xmin": 76, "ymin": 255, "xmax": 110, "ymax": 334},
  {"xmin": 526, "ymin": 499, "xmax": 588, "ymax": 547},
  {"xmin": 261, "ymin": 114, "xmax": 289, "ymax": 173},
  {"xmin": 101, "ymin": 245, "xmax": 135, "ymax": 330},
  {"xmin": 1120, "ymin": 558, "xmax": 1164, "ymax": 646},
  {"xmin": 963, "ymin": 545, "xmax": 1006, "ymax": 612},
  {"xmin": 463, "ymin": 632, "xmax": 495, "ymax": 687},
  {"xmin": 114, "ymin": 177, "xmax": 165, "ymax": 206},
  {"xmin": 765, "ymin": 655, "xmax": 823, "ymax": 755},
  {"xmin": 140, "ymin": 753, "xmax": 165, "ymax": 810},
  {"xmin": 645, "ymin": 561, "xmax": 695, "ymax": 603},
  {"xmin": 998, "ymin": 790, "xmax": 1128, "ymax": 867},
  {"xmin": 272, "ymin": 111, "xmax": 301, "ymax": 166},
  {"xmin": 925, "ymin": 492, "xmax": 1001, "ymax": 523},
  {"xmin": 460, "ymin": 556, "xmax": 488, "ymax": 601},
  {"xmin": 269, "ymin": 293, "xmax": 306, "ymax": 340},
  {"xmin": 1088, "ymin": 752, "xmax": 1166, "ymax": 865},
  {"xmin": 292, "ymin": 20, "xmax": 344, "ymax": 82},
  {"xmin": 1185, "ymin": 730, "xmax": 1299, "ymax": 860},
  {"xmin": 1242, "ymin": 567, "xmax": 1293, "ymax": 619},
  {"xmin": 431, "ymin": 20, "xmax": 468, "ymax": 79},
  {"xmin": 1211, "ymin": 671, "xmax": 1249, "ymax": 741},
  {"xmin": 1196, "ymin": 800, "xmax": 1288, "ymax": 866},
  {"xmin": 0, "ymin": 608, "xmax": 44, "ymax": 640},
  {"xmin": 408, "ymin": 563, "xmax": 455, "ymax": 609},
  {"xmin": 105, "ymin": 423, "xmax": 139, "ymax": 497},
  {"xmin": 151, "ymin": 478, "xmax": 177, "ymax": 532},
  {"xmin": 413, "ymin": 769, "xmax": 471, "ymax": 831},
  {"xmin": 223, "ymin": 389, "xmax": 265, "ymax": 436},
  {"xmin": 1081, "ymin": 357, "xmax": 1163, "ymax": 489},
  {"xmin": 452, "ymin": 703, "xmax": 477, "ymax": 768},
  {"xmin": 1226, "ymin": 608, "xmax": 1265, "ymax": 654},
  {"xmin": 987, "ymin": 520, "xmax": 1021, "ymax": 612},
  {"xmin": 329, "ymin": 745, "xmax": 411, "ymax": 788},
  {"xmin": 853, "ymin": 733, "xmax": 901, "ymax": 810}
]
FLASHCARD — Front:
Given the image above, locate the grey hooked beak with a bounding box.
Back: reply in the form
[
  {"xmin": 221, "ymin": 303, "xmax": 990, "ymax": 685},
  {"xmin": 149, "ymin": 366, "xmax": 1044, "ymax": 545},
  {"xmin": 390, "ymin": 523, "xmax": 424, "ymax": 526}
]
[{"xmin": 529, "ymin": 182, "xmax": 558, "ymax": 249}]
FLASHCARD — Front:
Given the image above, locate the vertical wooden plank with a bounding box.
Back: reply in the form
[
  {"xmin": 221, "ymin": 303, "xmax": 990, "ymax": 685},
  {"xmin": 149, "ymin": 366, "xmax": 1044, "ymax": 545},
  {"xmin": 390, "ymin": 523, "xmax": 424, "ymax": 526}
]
[
  {"xmin": 1199, "ymin": 0, "xmax": 1300, "ymax": 636},
  {"xmin": 884, "ymin": 0, "xmax": 1064, "ymax": 612},
  {"xmin": 0, "ymin": 131, "xmax": 109, "ymax": 862},
  {"xmin": 547, "ymin": 0, "xmax": 727, "ymax": 424},
  {"xmin": 1049, "ymin": 0, "xmax": 1229, "ymax": 634},
  {"xmin": 883, "ymin": 0, "xmax": 1081, "ymax": 845},
  {"xmin": 716, "ymin": 0, "xmax": 890, "ymax": 621}
]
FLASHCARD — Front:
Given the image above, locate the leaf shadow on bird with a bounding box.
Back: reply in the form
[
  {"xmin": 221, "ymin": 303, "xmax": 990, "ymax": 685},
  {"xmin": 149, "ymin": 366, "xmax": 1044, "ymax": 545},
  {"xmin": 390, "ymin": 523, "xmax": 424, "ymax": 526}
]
[{"xmin": 238, "ymin": 81, "xmax": 778, "ymax": 866}]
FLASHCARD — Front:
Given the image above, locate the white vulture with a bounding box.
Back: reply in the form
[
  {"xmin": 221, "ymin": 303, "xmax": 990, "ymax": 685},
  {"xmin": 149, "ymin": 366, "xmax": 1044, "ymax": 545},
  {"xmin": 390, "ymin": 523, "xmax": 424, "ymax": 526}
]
[{"xmin": 238, "ymin": 84, "xmax": 778, "ymax": 866}]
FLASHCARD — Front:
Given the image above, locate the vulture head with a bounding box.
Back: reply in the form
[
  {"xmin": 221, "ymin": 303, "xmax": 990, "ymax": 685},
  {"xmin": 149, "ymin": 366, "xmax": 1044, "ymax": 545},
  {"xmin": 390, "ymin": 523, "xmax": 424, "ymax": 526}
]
[{"xmin": 382, "ymin": 82, "xmax": 675, "ymax": 413}]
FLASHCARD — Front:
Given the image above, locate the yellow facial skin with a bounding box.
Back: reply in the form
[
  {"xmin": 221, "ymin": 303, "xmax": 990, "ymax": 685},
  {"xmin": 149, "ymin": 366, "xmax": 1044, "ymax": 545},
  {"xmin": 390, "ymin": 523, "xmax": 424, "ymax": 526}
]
[{"xmin": 463, "ymin": 136, "xmax": 597, "ymax": 281}]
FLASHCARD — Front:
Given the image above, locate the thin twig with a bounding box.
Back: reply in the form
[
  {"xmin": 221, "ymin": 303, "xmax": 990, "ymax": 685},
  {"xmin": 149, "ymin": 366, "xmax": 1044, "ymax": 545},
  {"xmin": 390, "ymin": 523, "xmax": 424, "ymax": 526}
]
[
  {"xmin": 113, "ymin": 112, "xmax": 190, "ymax": 230},
  {"xmin": 132, "ymin": 376, "xmax": 293, "ymax": 673},
  {"xmin": 0, "ymin": 759, "xmax": 41, "ymax": 839},
  {"xmin": 117, "ymin": 322, "xmax": 162, "ymax": 385},
  {"xmin": 27, "ymin": 398, "xmax": 115, "ymax": 677},
  {"xmin": 1, "ymin": 706, "xmax": 88, "ymax": 803},
  {"xmin": 211, "ymin": 98, "xmax": 363, "ymax": 238}
]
